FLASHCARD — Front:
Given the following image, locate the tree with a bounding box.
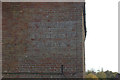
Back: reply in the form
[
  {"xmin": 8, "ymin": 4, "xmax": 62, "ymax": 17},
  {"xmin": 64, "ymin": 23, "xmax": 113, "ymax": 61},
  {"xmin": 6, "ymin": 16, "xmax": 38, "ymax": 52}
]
[
  {"xmin": 85, "ymin": 73, "xmax": 98, "ymax": 79},
  {"xmin": 96, "ymin": 72, "xmax": 106, "ymax": 78},
  {"xmin": 105, "ymin": 70, "xmax": 118, "ymax": 78},
  {"xmin": 86, "ymin": 70, "xmax": 96, "ymax": 75}
]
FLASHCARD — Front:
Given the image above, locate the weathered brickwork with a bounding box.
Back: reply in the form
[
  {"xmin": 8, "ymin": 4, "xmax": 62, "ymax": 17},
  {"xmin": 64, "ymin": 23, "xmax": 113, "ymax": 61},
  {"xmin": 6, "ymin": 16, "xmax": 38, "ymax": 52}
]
[{"xmin": 2, "ymin": 2, "xmax": 86, "ymax": 78}]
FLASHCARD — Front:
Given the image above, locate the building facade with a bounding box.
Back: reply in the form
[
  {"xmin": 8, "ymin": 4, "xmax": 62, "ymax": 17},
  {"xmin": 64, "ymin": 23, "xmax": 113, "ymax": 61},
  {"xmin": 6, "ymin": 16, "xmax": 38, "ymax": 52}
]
[{"xmin": 2, "ymin": 2, "xmax": 86, "ymax": 78}]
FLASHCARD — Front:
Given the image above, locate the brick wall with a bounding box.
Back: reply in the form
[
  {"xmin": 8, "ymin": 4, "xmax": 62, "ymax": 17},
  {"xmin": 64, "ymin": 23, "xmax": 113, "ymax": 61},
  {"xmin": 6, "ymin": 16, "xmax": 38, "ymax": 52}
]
[{"xmin": 2, "ymin": 2, "xmax": 85, "ymax": 78}]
